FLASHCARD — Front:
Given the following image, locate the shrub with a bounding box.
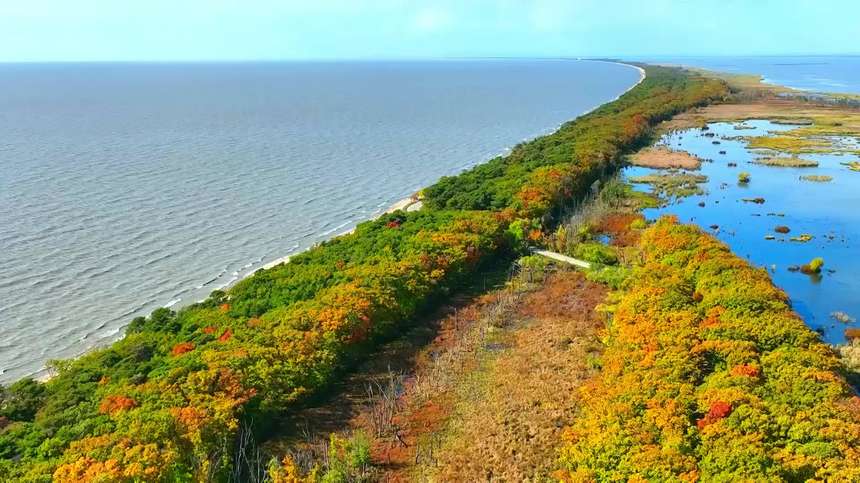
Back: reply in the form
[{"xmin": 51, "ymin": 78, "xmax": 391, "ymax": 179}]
[
  {"xmin": 322, "ymin": 432, "xmax": 371, "ymax": 482},
  {"xmin": 517, "ymin": 255, "xmax": 550, "ymax": 272},
  {"xmin": 572, "ymin": 242, "xmax": 618, "ymax": 265},
  {"xmin": 801, "ymin": 257, "xmax": 824, "ymax": 274},
  {"xmin": 629, "ymin": 218, "xmax": 647, "ymax": 230},
  {"xmin": 585, "ymin": 266, "xmax": 630, "ymax": 290}
]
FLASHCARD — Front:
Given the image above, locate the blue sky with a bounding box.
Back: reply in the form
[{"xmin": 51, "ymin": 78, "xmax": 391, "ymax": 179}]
[{"xmin": 0, "ymin": 0, "xmax": 857, "ymax": 62}]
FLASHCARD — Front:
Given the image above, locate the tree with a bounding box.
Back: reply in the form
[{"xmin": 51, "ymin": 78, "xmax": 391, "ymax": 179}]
[{"xmin": 0, "ymin": 378, "xmax": 46, "ymax": 421}]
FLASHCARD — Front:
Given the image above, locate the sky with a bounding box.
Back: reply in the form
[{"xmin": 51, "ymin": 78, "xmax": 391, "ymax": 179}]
[{"xmin": 0, "ymin": 0, "xmax": 857, "ymax": 62}]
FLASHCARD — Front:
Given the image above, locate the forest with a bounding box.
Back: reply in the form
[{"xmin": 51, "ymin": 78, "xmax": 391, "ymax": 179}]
[{"xmin": 0, "ymin": 65, "xmax": 729, "ymax": 481}]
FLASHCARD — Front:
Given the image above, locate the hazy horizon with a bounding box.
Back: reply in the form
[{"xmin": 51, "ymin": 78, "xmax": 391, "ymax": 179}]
[{"xmin": 0, "ymin": 54, "xmax": 859, "ymax": 65}]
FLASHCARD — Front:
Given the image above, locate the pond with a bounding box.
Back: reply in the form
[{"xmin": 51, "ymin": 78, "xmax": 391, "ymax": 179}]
[{"xmin": 625, "ymin": 120, "xmax": 860, "ymax": 343}]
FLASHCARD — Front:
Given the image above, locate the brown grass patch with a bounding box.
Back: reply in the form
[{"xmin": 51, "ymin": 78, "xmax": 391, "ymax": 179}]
[
  {"xmin": 425, "ymin": 272, "xmax": 607, "ymax": 481},
  {"xmin": 674, "ymin": 101, "xmax": 858, "ymax": 125},
  {"xmin": 371, "ymin": 287, "xmax": 524, "ymax": 482},
  {"xmin": 629, "ymin": 146, "xmax": 701, "ymax": 169}
]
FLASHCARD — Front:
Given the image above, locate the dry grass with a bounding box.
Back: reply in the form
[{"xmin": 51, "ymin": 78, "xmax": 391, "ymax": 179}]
[
  {"xmin": 746, "ymin": 136, "xmax": 832, "ymax": 154},
  {"xmin": 752, "ymin": 156, "xmax": 819, "ymax": 167},
  {"xmin": 663, "ymin": 101, "xmax": 860, "ymax": 132},
  {"xmin": 800, "ymin": 175, "xmax": 834, "ymax": 182},
  {"xmin": 424, "ymin": 272, "xmax": 607, "ymax": 482},
  {"xmin": 628, "ymin": 146, "xmax": 701, "ymax": 169},
  {"xmin": 628, "ymin": 172, "xmax": 708, "ymax": 199},
  {"xmin": 372, "ymin": 289, "xmax": 521, "ymax": 481},
  {"xmin": 838, "ymin": 341, "xmax": 860, "ymax": 389},
  {"xmin": 259, "ymin": 265, "xmax": 610, "ymax": 482}
]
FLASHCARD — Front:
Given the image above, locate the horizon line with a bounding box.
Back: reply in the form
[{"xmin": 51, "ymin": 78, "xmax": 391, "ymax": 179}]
[{"xmin": 1, "ymin": 53, "xmax": 859, "ymax": 64}]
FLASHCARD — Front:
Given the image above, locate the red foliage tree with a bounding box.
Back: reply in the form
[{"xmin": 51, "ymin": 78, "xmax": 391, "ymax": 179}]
[
  {"xmin": 98, "ymin": 395, "xmax": 137, "ymax": 415},
  {"xmin": 171, "ymin": 342, "xmax": 195, "ymax": 356}
]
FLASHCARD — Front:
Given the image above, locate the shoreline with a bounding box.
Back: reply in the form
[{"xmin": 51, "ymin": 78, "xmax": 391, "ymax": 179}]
[
  {"xmin": 13, "ymin": 59, "xmax": 646, "ymax": 385},
  {"xmin": 220, "ymin": 60, "xmax": 645, "ymax": 286},
  {"xmin": 239, "ymin": 60, "xmax": 645, "ymax": 281}
]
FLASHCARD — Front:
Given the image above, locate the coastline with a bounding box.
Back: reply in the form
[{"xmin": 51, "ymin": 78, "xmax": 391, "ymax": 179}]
[
  {"xmin": 16, "ymin": 59, "xmax": 645, "ymax": 384},
  {"xmin": 240, "ymin": 60, "xmax": 644, "ymax": 282}
]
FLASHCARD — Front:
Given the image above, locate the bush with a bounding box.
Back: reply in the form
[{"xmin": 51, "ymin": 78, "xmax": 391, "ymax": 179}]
[
  {"xmin": 585, "ymin": 266, "xmax": 630, "ymax": 290},
  {"xmin": 0, "ymin": 379, "xmax": 46, "ymax": 422},
  {"xmin": 599, "ymin": 179, "xmax": 629, "ymax": 207},
  {"xmin": 801, "ymin": 257, "xmax": 824, "ymax": 274},
  {"xmin": 629, "ymin": 218, "xmax": 647, "ymax": 230},
  {"xmin": 517, "ymin": 255, "xmax": 550, "ymax": 272},
  {"xmin": 572, "ymin": 243, "xmax": 618, "ymax": 265},
  {"xmin": 322, "ymin": 432, "xmax": 371, "ymax": 483}
]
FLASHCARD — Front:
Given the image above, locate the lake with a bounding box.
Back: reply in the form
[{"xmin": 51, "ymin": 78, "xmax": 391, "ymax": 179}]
[{"xmin": 0, "ymin": 60, "xmax": 640, "ymax": 382}]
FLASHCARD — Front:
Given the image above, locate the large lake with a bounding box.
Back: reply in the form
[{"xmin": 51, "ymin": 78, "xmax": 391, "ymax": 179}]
[{"xmin": 0, "ymin": 60, "xmax": 640, "ymax": 382}]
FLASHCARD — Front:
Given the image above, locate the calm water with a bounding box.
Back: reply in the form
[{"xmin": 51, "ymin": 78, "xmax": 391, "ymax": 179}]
[
  {"xmin": 642, "ymin": 55, "xmax": 860, "ymax": 94},
  {"xmin": 626, "ymin": 120, "xmax": 860, "ymax": 344},
  {"xmin": 0, "ymin": 60, "xmax": 640, "ymax": 382}
]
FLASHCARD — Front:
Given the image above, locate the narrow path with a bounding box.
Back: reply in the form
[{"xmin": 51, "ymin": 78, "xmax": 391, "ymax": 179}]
[
  {"xmin": 531, "ymin": 249, "xmax": 592, "ymax": 269},
  {"xmin": 386, "ymin": 270, "xmax": 607, "ymax": 481},
  {"xmin": 261, "ymin": 268, "xmax": 607, "ymax": 482}
]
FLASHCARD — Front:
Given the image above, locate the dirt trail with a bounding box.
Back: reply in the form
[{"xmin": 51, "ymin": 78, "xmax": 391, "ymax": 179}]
[
  {"xmin": 263, "ymin": 268, "xmax": 608, "ymax": 482},
  {"xmin": 417, "ymin": 272, "xmax": 607, "ymax": 482}
]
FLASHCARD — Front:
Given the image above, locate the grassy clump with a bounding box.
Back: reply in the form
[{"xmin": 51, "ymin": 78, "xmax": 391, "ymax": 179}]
[
  {"xmin": 842, "ymin": 161, "xmax": 860, "ymax": 172},
  {"xmin": 738, "ymin": 171, "xmax": 751, "ymax": 184},
  {"xmin": 585, "ymin": 265, "xmax": 630, "ymax": 290},
  {"xmin": 800, "ymin": 175, "xmax": 833, "ymax": 182},
  {"xmin": 517, "ymin": 255, "xmax": 552, "ymax": 282},
  {"xmin": 629, "ymin": 218, "xmax": 647, "ymax": 230},
  {"xmin": 628, "ymin": 172, "xmax": 708, "ymax": 199},
  {"xmin": 746, "ymin": 135, "xmax": 831, "ymax": 153},
  {"xmin": 753, "ymin": 156, "xmax": 819, "ymax": 167},
  {"xmin": 572, "ymin": 242, "xmax": 618, "ymax": 265},
  {"xmin": 801, "ymin": 257, "xmax": 825, "ymax": 274}
]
